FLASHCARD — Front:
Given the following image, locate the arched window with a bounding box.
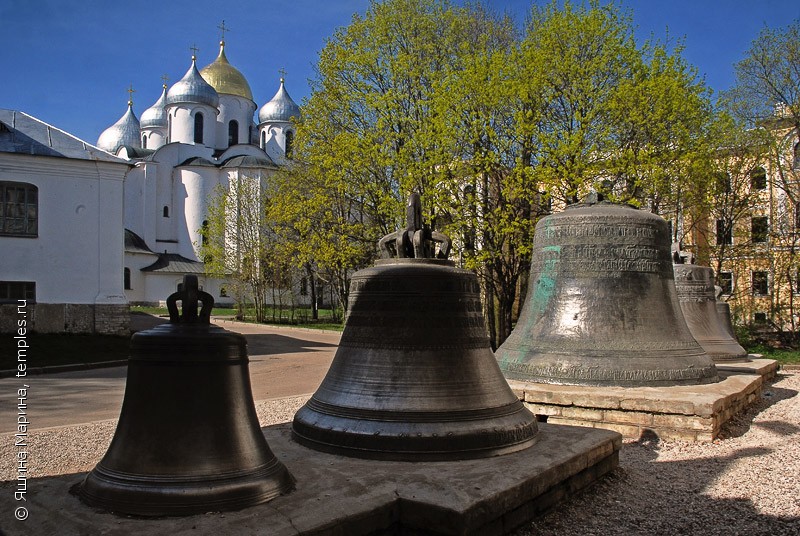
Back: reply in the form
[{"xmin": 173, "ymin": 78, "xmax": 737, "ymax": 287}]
[
  {"xmin": 285, "ymin": 130, "xmax": 294, "ymax": 158},
  {"xmin": 141, "ymin": 134, "xmax": 147, "ymax": 149},
  {"xmin": 260, "ymin": 130, "xmax": 266, "ymax": 149},
  {"xmin": 228, "ymin": 120, "xmax": 239, "ymax": 146},
  {"xmin": 0, "ymin": 181, "xmax": 38, "ymax": 237},
  {"xmin": 163, "ymin": 206, "xmax": 169, "ymax": 218},
  {"xmin": 202, "ymin": 220, "xmax": 209, "ymax": 246},
  {"xmin": 167, "ymin": 113, "xmax": 172, "ymax": 143},
  {"xmin": 194, "ymin": 113, "xmax": 204, "ymax": 144},
  {"xmin": 124, "ymin": 268, "xmax": 131, "ymax": 290}
]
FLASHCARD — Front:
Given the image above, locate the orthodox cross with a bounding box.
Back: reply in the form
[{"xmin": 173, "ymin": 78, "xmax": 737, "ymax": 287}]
[
  {"xmin": 127, "ymin": 84, "xmax": 135, "ymax": 106},
  {"xmin": 278, "ymin": 67, "xmax": 287, "ymax": 82},
  {"xmin": 160, "ymin": 74, "xmax": 169, "ymax": 88},
  {"xmin": 218, "ymin": 20, "xmax": 230, "ymax": 42},
  {"xmin": 190, "ymin": 44, "xmax": 199, "ymax": 60}
]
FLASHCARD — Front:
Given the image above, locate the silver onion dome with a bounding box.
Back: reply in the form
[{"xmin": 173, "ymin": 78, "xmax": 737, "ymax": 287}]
[
  {"xmin": 97, "ymin": 102, "xmax": 140, "ymax": 153},
  {"xmin": 166, "ymin": 57, "xmax": 219, "ymax": 108},
  {"xmin": 140, "ymin": 85, "xmax": 168, "ymax": 129},
  {"xmin": 258, "ymin": 79, "xmax": 300, "ymax": 123}
]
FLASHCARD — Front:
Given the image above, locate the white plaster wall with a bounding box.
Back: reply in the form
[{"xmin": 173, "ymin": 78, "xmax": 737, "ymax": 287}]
[
  {"xmin": 258, "ymin": 121, "xmax": 292, "ymax": 162},
  {"xmin": 141, "ymin": 128, "xmax": 166, "ymax": 150},
  {"xmin": 0, "ymin": 154, "xmax": 128, "ymax": 305},
  {"xmin": 215, "ymin": 95, "xmax": 256, "ymax": 150},
  {"xmin": 177, "ymin": 166, "xmax": 218, "ymax": 260},
  {"xmin": 166, "ymin": 104, "xmax": 218, "ymax": 147}
]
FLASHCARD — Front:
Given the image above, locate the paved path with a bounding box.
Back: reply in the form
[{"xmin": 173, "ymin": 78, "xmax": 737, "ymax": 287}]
[{"xmin": 0, "ymin": 317, "xmax": 340, "ymax": 433}]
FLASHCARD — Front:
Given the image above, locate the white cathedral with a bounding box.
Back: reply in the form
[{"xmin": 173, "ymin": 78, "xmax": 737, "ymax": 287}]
[
  {"xmin": 97, "ymin": 40, "xmax": 300, "ymax": 307},
  {"xmin": 0, "ymin": 40, "xmax": 299, "ymax": 335}
]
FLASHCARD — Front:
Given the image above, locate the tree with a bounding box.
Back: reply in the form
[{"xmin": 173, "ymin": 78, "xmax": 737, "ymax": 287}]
[{"xmin": 200, "ymin": 173, "xmax": 276, "ymax": 323}]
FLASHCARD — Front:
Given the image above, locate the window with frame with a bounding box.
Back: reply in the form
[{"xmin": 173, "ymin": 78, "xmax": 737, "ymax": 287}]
[
  {"xmin": 141, "ymin": 134, "xmax": 147, "ymax": 149},
  {"xmin": 228, "ymin": 120, "xmax": 239, "ymax": 146},
  {"xmin": 751, "ymin": 216, "xmax": 768, "ymax": 243},
  {"xmin": 719, "ymin": 272, "xmax": 733, "ymax": 295},
  {"xmin": 285, "ymin": 130, "xmax": 294, "ymax": 158},
  {"xmin": 0, "ymin": 281, "xmax": 36, "ymax": 303},
  {"xmin": 0, "ymin": 182, "xmax": 38, "ymax": 237},
  {"xmin": 124, "ymin": 268, "xmax": 131, "ymax": 290},
  {"xmin": 750, "ymin": 167, "xmax": 767, "ymax": 190},
  {"xmin": 194, "ymin": 113, "xmax": 204, "ymax": 144},
  {"xmin": 754, "ymin": 312, "xmax": 768, "ymax": 324},
  {"xmin": 752, "ymin": 271, "xmax": 769, "ymax": 296},
  {"xmin": 716, "ymin": 218, "xmax": 732, "ymax": 245}
]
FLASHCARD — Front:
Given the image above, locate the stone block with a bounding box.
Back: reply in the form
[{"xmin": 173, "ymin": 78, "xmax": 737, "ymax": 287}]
[
  {"xmin": 523, "ymin": 403, "xmax": 562, "ymax": 417},
  {"xmin": 33, "ymin": 303, "xmax": 65, "ymax": 333},
  {"xmin": 603, "ymin": 409, "xmax": 653, "ymax": 426},
  {"xmin": 561, "ymin": 406, "xmax": 604, "ymax": 421},
  {"xmin": 594, "ymin": 422, "xmax": 643, "ymax": 439},
  {"xmin": 65, "ymin": 304, "xmax": 94, "ymax": 333},
  {"xmin": 652, "ymin": 414, "xmax": 713, "ymax": 431}
]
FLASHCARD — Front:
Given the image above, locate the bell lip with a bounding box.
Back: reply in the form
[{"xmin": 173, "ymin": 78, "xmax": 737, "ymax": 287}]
[
  {"xmin": 374, "ymin": 258, "xmax": 455, "ymax": 267},
  {"xmin": 76, "ymin": 460, "xmax": 295, "ymax": 517}
]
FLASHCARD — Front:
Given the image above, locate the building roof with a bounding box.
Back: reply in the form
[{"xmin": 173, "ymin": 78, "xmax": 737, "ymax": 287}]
[
  {"xmin": 124, "ymin": 229, "xmax": 155, "ymax": 254},
  {"xmin": 221, "ymin": 154, "xmax": 277, "ymax": 168},
  {"xmin": 141, "ymin": 85, "xmax": 168, "ymax": 129},
  {"xmin": 141, "ymin": 253, "xmax": 206, "ymax": 274},
  {"xmin": 199, "ymin": 41, "xmax": 254, "ymax": 101},
  {"xmin": 96, "ymin": 103, "xmax": 140, "ymax": 154},
  {"xmin": 167, "ymin": 57, "xmax": 220, "ymax": 108},
  {"xmin": 0, "ymin": 109, "xmax": 128, "ymax": 163},
  {"xmin": 258, "ymin": 79, "xmax": 301, "ymax": 124}
]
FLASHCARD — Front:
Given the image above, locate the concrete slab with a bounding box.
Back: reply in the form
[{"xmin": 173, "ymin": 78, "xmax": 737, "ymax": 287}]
[
  {"xmin": 510, "ymin": 359, "xmax": 778, "ymax": 442},
  {"xmin": 0, "ymin": 423, "xmax": 620, "ymax": 536}
]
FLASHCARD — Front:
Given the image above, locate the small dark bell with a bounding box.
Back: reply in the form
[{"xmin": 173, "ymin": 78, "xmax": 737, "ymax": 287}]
[
  {"xmin": 292, "ymin": 194, "xmax": 538, "ymax": 460},
  {"xmin": 673, "ymin": 264, "xmax": 748, "ymax": 362},
  {"xmin": 78, "ymin": 275, "xmax": 294, "ymax": 516},
  {"xmin": 496, "ymin": 199, "xmax": 719, "ymax": 387}
]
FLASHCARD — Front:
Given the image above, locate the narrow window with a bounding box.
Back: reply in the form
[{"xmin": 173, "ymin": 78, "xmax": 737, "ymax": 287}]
[
  {"xmin": 718, "ymin": 272, "xmax": 733, "ymax": 295},
  {"xmin": 752, "ymin": 271, "xmax": 769, "ymax": 296},
  {"xmin": 285, "ymin": 130, "xmax": 294, "ymax": 158},
  {"xmin": 716, "ymin": 218, "xmax": 732, "ymax": 246},
  {"xmin": 0, "ymin": 182, "xmax": 38, "ymax": 237},
  {"xmin": 194, "ymin": 113, "xmax": 204, "ymax": 144},
  {"xmin": 754, "ymin": 312, "xmax": 768, "ymax": 324},
  {"xmin": 163, "ymin": 206, "xmax": 169, "ymax": 218},
  {"xmin": 260, "ymin": 130, "xmax": 266, "ymax": 149},
  {"xmin": 794, "ymin": 142, "xmax": 800, "ymax": 170},
  {"xmin": 202, "ymin": 220, "xmax": 209, "ymax": 246},
  {"xmin": 750, "ymin": 167, "xmax": 767, "ymax": 190},
  {"xmin": 141, "ymin": 134, "xmax": 147, "ymax": 149},
  {"xmin": 751, "ymin": 216, "xmax": 768, "ymax": 243},
  {"xmin": 124, "ymin": 268, "xmax": 131, "ymax": 290},
  {"xmin": 167, "ymin": 113, "xmax": 172, "ymax": 143},
  {"xmin": 300, "ymin": 276, "xmax": 308, "ymax": 296},
  {"xmin": 228, "ymin": 120, "xmax": 239, "ymax": 146}
]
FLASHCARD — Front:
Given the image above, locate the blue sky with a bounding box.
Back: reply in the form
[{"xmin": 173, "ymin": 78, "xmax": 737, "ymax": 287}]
[{"xmin": 1, "ymin": 0, "xmax": 798, "ymax": 144}]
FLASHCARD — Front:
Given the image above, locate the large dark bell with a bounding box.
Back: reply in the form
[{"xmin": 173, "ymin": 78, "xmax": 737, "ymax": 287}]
[
  {"xmin": 293, "ymin": 195, "xmax": 537, "ymax": 460},
  {"xmin": 78, "ymin": 276, "xmax": 293, "ymax": 516},
  {"xmin": 496, "ymin": 199, "xmax": 718, "ymax": 387},
  {"xmin": 673, "ymin": 264, "xmax": 748, "ymax": 362}
]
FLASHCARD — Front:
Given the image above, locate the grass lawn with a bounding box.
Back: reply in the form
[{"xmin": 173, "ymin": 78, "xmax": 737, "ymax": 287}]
[{"xmin": 744, "ymin": 344, "xmax": 800, "ymax": 366}]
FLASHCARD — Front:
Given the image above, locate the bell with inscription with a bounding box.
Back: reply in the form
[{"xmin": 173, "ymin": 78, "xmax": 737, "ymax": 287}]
[
  {"xmin": 673, "ymin": 263, "xmax": 748, "ymax": 362},
  {"xmin": 78, "ymin": 275, "xmax": 294, "ymax": 516},
  {"xmin": 496, "ymin": 195, "xmax": 719, "ymax": 387},
  {"xmin": 292, "ymin": 193, "xmax": 538, "ymax": 460}
]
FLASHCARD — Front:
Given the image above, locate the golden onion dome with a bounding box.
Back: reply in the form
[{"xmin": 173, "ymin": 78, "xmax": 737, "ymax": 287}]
[{"xmin": 199, "ymin": 41, "xmax": 253, "ymax": 101}]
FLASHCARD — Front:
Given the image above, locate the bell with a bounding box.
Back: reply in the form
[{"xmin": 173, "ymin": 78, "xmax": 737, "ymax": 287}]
[
  {"xmin": 496, "ymin": 196, "xmax": 718, "ymax": 387},
  {"xmin": 672, "ymin": 263, "xmax": 748, "ymax": 362},
  {"xmin": 717, "ymin": 301, "xmax": 742, "ymax": 341},
  {"xmin": 78, "ymin": 275, "xmax": 294, "ymax": 516},
  {"xmin": 292, "ymin": 194, "xmax": 538, "ymax": 460}
]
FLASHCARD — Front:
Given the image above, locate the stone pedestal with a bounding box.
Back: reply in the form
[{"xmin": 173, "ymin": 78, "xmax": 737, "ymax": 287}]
[{"xmin": 510, "ymin": 358, "xmax": 777, "ymax": 442}]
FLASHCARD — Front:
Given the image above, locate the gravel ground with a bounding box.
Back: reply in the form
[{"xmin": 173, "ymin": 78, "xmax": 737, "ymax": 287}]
[{"xmin": 2, "ymin": 375, "xmax": 798, "ymax": 535}]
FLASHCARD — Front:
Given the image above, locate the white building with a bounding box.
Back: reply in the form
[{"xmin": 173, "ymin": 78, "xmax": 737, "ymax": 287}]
[
  {"xmin": 0, "ymin": 110, "xmax": 130, "ymax": 335},
  {"xmin": 96, "ymin": 40, "xmax": 301, "ymax": 306}
]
